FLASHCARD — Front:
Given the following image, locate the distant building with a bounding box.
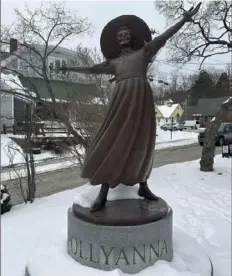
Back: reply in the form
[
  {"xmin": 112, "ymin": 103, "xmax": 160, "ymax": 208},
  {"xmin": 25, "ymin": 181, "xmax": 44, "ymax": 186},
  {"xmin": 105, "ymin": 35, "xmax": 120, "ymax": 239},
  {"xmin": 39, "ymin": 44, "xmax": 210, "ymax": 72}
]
[
  {"xmin": 183, "ymin": 96, "xmax": 231, "ymax": 126},
  {"xmin": 155, "ymin": 99, "xmax": 184, "ymax": 126},
  {"xmin": 1, "ymin": 38, "xmax": 100, "ymax": 130},
  {"xmin": 0, "ymin": 73, "xmax": 32, "ymax": 133}
]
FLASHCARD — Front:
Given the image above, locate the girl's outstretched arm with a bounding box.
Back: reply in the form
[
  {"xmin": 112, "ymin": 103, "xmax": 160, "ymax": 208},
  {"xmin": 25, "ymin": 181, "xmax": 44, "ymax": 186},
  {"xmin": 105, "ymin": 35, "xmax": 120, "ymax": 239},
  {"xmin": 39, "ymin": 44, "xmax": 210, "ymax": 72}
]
[
  {"xmin": 58, "ymin": 61, "xmax": 114, "ymax": 75},
  {"xmin": 146, "ymin": 2, "xmax": 202, "ymax": 60}
]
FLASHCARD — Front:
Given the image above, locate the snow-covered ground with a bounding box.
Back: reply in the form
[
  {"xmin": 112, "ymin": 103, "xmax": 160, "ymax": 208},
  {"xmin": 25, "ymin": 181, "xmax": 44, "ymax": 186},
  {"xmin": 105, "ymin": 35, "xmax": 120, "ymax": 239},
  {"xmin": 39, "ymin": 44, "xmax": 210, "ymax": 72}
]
[
  {"xmin": 1, "ymin": 135, "xmax": 63, "ymax": 167},
  {"xmin": 1, "ymin": 130, "xmax": 198, "ymax": 167},
  {"xmin": 156, "ymin": 128, "xmax": 198, "ymax": 150},
  {"xmin": 0, "ymin": 159, "xmax": 79, "ymax": 181},
  {"xmin": 1, "ymin": 130, "xmax": 198, "ymax": 181},
  {"xmin": 2, "ymin": 155, "xmax": 231, "ymax": 276}
]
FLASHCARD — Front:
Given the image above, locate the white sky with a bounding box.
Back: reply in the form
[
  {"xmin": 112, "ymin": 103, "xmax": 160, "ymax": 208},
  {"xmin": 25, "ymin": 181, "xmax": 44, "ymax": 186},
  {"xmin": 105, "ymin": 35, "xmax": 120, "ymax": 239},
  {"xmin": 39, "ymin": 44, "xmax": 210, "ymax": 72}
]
[{"xmin": 1, "ymin": 0, "xmax": 231, "ymax": 84}]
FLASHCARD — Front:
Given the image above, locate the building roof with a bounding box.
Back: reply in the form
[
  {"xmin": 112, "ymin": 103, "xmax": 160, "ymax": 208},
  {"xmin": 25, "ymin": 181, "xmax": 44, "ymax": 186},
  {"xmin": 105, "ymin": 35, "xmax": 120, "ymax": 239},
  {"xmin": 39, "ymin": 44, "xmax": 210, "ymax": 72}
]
[
  {"xmin": 19, "ymin": 76, "xmax": 99, "ymax": 101},
  {"xmin": 156, "ymin": 103, "xmax": 179, "ymax": 118},
  {"xmin": 193, "ymin": 97, "xmax": 230, "ymax": 116},
  {"xmin": 182, "ymin": 96, "xmax": 231, "ymax": 120},
  {"xmin": 0, "ymin": 73, "xmax": 32, "ymax": 102},
  {"xmin": 0, "ymin": 52, "xmax": 12, "ymax": 61}
]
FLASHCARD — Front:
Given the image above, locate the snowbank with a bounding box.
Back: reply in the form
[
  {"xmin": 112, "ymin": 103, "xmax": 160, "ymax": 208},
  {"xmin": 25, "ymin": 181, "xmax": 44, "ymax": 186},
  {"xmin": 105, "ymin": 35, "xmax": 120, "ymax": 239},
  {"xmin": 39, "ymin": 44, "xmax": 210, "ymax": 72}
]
[
  {"xmin": 1, "ymin": 155, "xmax": 230, "ymax": 276},
  {"xmin": 1, "ymin": 135, "xmax": 24, "ymax": 167},
  {"xmin": 1, "ymin": 135, "xmax": 61, "ymax": 167},
  {"xmin": 156, "ymin": 128, "xmax": 198, "ymax": 144},
  {"xmin": 1, "ymin": 135, "xmax": 85, "ymax": 169}
]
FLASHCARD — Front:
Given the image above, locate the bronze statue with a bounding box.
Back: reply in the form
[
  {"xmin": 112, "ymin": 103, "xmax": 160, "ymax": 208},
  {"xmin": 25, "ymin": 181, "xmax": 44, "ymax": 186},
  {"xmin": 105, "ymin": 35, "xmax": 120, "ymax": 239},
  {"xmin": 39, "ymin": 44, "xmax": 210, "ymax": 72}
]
[{"xmin": 60, "ymin": 4, "xmax": 201, "ymax": 212}]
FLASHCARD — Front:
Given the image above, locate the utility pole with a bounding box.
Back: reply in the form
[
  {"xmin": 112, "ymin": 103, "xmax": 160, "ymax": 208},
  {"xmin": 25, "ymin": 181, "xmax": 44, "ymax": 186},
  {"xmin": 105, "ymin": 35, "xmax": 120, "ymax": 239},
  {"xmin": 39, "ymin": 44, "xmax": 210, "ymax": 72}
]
[
  {"xmin": 170, "ymin": 116, "xmax": 174, "ymax": 139},
  {"xmin": 157, "ymin": 80, "xmax": 169, "ymax": 103}
]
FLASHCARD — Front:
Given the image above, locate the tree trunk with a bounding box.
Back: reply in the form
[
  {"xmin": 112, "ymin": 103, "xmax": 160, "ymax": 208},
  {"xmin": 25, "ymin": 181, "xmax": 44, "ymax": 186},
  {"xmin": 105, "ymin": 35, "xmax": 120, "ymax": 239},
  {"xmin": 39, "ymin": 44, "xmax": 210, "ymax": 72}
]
[
  {"xmin": 29, "ymin": 146, "xmax": 36, "ymax": 203},
  {"xmin": 200, "ymin": 97, "xmax": 232, "ymax": 171},
  {"xmin": 24, "ymin": 104, "xmax": 36, "ymax": 203}
]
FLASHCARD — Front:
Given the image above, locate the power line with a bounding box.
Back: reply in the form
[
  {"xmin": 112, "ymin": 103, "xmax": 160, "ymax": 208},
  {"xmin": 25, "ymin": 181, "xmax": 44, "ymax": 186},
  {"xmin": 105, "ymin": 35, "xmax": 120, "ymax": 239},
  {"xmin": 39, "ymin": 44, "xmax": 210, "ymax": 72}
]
[
  {"xmin": 156, "ymin": 59, "xmax": 229, "ymax": 66},
  {"xmin": 152, "ymin": 59, "xmax": 229, "ymax": 75},
  {"xmin": 154, "ymin": 60, "xmax": 200, "ymax": 73}
]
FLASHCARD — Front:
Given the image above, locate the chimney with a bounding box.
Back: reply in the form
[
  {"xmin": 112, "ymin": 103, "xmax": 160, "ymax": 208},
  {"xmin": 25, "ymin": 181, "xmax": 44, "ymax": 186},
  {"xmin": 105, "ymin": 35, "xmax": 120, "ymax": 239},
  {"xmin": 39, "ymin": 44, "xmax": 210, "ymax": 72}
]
[{"xmin": 10, "ymin": 38, "xmax": 18, "ymax": 53}]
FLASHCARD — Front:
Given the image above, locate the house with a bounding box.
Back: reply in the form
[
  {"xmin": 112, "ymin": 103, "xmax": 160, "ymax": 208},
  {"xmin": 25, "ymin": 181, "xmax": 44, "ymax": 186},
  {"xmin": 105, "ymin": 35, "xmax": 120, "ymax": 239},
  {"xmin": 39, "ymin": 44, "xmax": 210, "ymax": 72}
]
[
  {"xmin": 0, "ymin": 73, "xmax": 33, "ymax": 133},
  {"xmin": 1, "ymin": 39, "xmax": 100, "ymax": 129},
  {"xmin": 155, "ymin": 99, "xmax": 184, "ymax": 126},
  {"xmin": 183, "ymin": 97, "xmax": 231, "ymax": 127}
]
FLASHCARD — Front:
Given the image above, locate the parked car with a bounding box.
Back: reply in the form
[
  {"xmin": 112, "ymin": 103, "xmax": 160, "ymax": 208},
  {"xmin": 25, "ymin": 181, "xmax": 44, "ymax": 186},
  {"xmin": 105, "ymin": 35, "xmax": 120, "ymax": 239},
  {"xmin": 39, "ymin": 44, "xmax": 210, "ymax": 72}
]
[
  {"xmin": 160, "ymin": 124, "xmax": 174, "ymax": 131},
  {"xmin": 174, "ymin": 123, "xmax": 185, "ymax": 131},
  {"xmin": 198, "ymin": 123, "xmax": 232, "ymax": 146},
  {"xmin": 160, "ymin": 123, "xmax": 183, "ymax": 131},
  {"xmin": 182, "ymin": 120, "xmax": 200, "ymax": 130}
]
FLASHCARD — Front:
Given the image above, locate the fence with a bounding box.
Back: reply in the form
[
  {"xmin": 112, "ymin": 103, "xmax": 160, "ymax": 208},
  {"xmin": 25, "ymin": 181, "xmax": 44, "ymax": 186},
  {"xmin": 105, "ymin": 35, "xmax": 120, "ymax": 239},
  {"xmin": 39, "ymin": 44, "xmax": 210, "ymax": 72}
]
[
  {"xmin": 2, "ymin": 124, "xmax": 16, "ymax": 135},
  {"xmin": 2, "ymin": 122, "xmax": 71, "ymax": 136}
]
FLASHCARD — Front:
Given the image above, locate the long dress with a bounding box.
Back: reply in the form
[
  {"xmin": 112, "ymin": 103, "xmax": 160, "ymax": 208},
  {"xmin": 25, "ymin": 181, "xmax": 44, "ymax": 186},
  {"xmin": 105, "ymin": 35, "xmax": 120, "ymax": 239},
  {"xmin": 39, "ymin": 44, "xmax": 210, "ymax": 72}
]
[{"xmin": 81, "ymin": 46, "xmax": 156, "ymax": 188}]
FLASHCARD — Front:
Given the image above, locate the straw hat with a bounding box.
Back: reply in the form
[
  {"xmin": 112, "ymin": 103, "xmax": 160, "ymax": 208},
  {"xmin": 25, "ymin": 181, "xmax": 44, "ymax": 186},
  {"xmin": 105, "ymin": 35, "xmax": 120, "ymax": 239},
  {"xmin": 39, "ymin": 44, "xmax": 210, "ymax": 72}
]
[{"xmin": 100, "ymin": 15, "xmax": 152, "ymax": 59}]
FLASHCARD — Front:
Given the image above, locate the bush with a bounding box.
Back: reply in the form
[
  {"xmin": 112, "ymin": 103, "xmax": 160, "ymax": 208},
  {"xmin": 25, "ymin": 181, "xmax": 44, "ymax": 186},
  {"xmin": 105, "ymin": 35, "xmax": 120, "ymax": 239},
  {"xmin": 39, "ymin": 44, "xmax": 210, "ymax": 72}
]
[
  {"xmin": 1, "ymin": 184, "xmax": 12, "ymax": 215},
  {"xmin": 54, "ymin": 145, "xmax": 63, "ymax": 154}
]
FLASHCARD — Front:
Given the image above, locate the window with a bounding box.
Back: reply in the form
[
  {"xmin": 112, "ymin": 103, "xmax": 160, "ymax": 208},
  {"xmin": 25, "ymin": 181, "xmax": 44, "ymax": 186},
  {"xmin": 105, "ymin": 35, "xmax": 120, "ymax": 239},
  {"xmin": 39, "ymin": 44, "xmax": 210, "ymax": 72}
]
[
  {"xmin": 48, "ymin": 57, "xmax": 67, "ymax": 73},
  {"xmin": 166, "ymin": 119, "xmax": 168, "ymax": 122},
  {"xmin": 48, "ymin": 57, "xmax": 55, "ymax": 71},
  {"xmin": 224, "ymin": 125, "xmax": 229, "ymax": 132},
  {"xmin": 55, "ymin": 59, "xmax": 61, "ymax": 69},
  {"xmin": 68, "ymin": 59, "xmax": 76, "ymax": 66},
  {"xmin": 62, "ymin": 59, "xmax": 66, "ymax": 67}
]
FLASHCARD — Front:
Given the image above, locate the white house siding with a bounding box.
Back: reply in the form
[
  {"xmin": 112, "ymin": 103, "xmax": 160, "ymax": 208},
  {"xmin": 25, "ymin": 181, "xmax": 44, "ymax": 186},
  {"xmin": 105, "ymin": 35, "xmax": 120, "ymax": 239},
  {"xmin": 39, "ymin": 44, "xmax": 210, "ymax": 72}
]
[
  {"xmin": 156, "ymin": 117, "xmax": 177, "ymax": 127},
  {"xmin": 1, "ymin": 92, "xmax": 13, "ymax": 132}
]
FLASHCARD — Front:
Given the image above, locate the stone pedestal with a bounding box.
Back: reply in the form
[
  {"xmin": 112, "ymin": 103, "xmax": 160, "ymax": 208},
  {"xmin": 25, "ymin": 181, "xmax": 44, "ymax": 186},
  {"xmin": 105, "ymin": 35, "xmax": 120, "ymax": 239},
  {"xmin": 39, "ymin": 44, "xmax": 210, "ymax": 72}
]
[{"xmin": 68, "ymin": 198, "xmax": 173, "ymax": 274}]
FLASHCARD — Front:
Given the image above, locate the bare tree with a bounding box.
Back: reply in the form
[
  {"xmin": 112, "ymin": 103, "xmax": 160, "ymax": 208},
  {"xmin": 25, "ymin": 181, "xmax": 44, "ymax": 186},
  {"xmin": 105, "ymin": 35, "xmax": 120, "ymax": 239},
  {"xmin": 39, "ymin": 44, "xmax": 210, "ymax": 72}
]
[
  {"xmin": 6, "ymin": 143, "xmax": 29, "ymax": 204},
  {"xmin": 1, "ymin": 1, "xmax": 93, "ymax": 146},
  {"xmin": 155, "ymin": 0, "xmax": 232, "ymax": 68},
  {"xmin": 55, "ymin": 46, "xmax": 114, "ymax": 165},
  {"xmin": 0, "ymin": 2, "xmax": 97, "ymax": 201},
  {"xmin": 155, "ymin": 0, "xmax": 232, "ymax": 171},
  {"xmin": 200, "ymin": 100, "xmax": 232, "ymax": 171}
]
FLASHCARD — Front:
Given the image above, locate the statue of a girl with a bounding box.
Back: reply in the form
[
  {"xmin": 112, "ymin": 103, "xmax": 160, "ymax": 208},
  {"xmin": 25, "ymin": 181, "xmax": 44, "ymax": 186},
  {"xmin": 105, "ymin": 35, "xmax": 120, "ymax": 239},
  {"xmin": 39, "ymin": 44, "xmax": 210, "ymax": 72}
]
[{"xmin": 61, "ymin": 4, "xmax": 201, "ymax": 212}]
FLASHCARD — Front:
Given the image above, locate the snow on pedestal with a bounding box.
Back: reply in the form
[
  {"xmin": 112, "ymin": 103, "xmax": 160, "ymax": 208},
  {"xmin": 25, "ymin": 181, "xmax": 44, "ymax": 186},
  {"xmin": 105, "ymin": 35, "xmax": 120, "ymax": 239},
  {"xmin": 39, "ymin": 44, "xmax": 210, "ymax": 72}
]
[
  {"xmin": 26, "ymin": 186, "xmax": 212, "ymax": 275},
  {"xmin": 73, "ymin": 184, "xmax": 142, "ymax": 207},
  {"xmin": 25, "ymin": 227, "xmax": 212, "ymax": 276},
  {"xmin": 2, "ymin": 155, "xmax": 230, "ymax": 276}
]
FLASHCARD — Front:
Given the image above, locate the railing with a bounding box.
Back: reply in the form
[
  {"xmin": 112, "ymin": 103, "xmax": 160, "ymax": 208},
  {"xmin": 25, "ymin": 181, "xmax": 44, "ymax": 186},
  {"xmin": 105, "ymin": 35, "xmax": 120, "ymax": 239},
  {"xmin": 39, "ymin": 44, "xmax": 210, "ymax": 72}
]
[
  {"xmin": 2, "ymin": 122, "xmax": 71, "ymax": 136},
  {"xmin": 2, "ymin": 124, "xmax": 16, "ymax": 135}
]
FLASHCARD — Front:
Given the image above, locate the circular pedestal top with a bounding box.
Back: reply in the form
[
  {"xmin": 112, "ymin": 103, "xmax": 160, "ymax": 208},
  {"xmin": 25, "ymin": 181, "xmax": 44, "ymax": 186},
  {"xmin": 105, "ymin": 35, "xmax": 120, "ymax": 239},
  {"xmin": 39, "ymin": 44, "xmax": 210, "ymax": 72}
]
[{"xmin": 72, "ymin": 198, "xmax": 169, "ymax": 226}]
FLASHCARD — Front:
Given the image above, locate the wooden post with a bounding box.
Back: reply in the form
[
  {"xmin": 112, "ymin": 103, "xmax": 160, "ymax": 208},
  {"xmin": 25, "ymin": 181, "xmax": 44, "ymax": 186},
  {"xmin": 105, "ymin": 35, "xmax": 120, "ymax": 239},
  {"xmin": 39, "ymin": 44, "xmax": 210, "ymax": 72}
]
[
  {"xmin": 13, "ymin": 124, "xmax": 16, "ymax": 135},
  {"xmin": 3, "ymin": 124, "xmax": 6, "ymax": 134},
  {"xmin": 170, "ymin": 117, "xmax": 174, "ymax": 139}
]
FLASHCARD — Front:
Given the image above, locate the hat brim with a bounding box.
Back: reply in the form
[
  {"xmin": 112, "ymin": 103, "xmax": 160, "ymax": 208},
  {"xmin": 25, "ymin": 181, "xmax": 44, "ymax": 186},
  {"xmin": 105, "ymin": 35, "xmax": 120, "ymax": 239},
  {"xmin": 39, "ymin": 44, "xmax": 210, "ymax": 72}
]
[{"xmin": 100, "ymin": 15, "xmax": 152, "ymax": 60}]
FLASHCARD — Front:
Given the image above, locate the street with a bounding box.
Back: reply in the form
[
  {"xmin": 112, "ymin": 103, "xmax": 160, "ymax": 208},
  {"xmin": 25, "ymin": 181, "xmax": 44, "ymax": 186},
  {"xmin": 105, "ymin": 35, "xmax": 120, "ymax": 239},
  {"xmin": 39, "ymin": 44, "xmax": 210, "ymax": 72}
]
[{"xmin": 3, "ymin": 143, "xmax": 221, "ymax": 205}]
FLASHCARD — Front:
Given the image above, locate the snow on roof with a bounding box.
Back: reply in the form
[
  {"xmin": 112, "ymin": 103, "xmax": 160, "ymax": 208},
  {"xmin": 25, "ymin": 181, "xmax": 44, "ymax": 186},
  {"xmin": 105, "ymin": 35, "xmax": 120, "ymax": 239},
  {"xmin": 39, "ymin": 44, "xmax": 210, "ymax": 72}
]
[
  {"xmin": 223, "ymin": 97, "xmax": 232, "ymax": 104},
  {"xmin": 1, "ymin": 73, "xmax": 24, "ymax": 92},
  {"xmin": 1, "ymin": 73, "xmax": 32, "ymax": 102},
  {"xmin": 156, "ymin": 103, "xmax": 179, "ymax": 118}
]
